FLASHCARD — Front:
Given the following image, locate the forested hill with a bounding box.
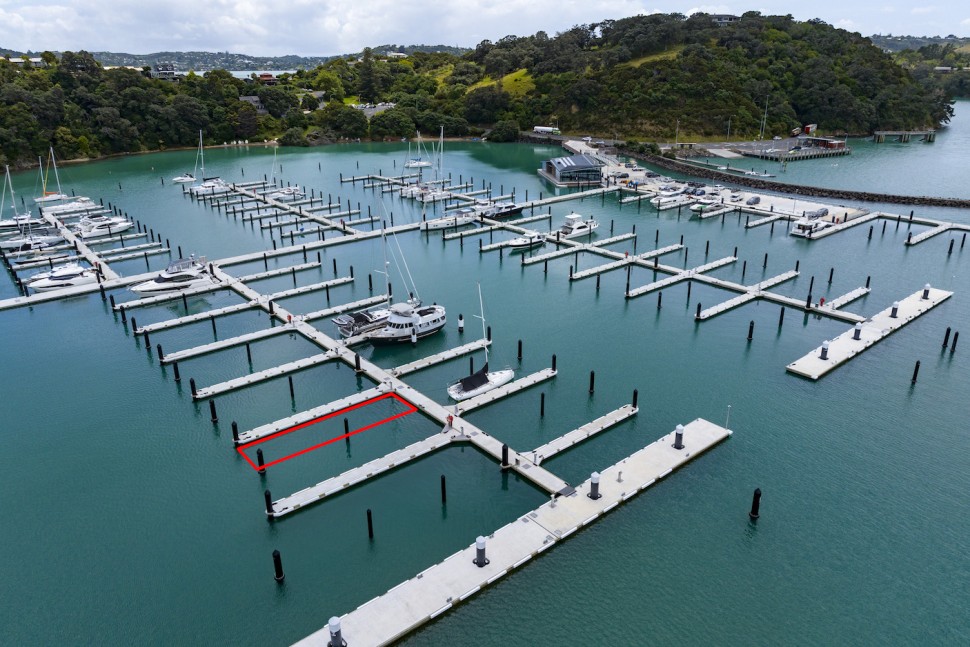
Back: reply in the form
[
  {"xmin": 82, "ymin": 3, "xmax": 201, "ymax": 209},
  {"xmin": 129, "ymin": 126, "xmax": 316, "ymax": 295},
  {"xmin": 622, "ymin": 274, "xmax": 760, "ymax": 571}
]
[{"xmin": 0, "ymin": 12, "xmax": 954, "ymax": 168}]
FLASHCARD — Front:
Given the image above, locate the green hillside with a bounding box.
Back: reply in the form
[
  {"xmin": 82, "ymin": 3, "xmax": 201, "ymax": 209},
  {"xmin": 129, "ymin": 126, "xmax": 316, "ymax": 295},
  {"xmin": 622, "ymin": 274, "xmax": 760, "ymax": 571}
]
[{"xmin": 0, "ymin": 12, "xmax": 954, "ymax": 166}]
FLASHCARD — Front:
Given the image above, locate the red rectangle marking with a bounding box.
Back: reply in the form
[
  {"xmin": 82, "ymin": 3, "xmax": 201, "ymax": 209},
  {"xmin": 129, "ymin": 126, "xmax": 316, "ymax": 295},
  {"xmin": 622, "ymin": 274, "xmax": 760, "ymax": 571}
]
[{"xmin": 237, "ymin": 392, "xmax": 417, "ymax": 471}]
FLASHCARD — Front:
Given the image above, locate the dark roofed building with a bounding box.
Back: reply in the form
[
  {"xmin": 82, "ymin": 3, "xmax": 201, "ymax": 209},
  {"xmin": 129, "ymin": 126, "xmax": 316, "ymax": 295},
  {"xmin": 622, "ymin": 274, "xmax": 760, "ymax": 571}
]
[{"xmin": 539, "ymin": 154, "xmax": 605, "ymax": 186}]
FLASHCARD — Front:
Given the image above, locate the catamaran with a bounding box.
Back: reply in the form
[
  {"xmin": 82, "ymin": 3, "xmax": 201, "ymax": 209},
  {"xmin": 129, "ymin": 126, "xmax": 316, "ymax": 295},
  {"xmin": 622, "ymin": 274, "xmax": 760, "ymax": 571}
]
[{"xmin": 447, "ymin": 285, "xmax": 514, "ymax": 401}]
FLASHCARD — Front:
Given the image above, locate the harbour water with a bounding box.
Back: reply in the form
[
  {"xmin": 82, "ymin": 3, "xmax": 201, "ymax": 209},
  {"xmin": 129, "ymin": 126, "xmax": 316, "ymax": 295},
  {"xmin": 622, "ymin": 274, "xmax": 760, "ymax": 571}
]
[{"xmin": 1, "ymin": 101, "xmax": 968, "ymax": 645}]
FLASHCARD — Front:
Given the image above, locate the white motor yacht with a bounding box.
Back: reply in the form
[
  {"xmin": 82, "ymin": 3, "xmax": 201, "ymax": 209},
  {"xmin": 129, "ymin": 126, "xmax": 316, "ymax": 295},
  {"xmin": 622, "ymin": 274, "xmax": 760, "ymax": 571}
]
[
  {"xmin": 419, "ymin": 207, "xmax": 479, "ymax": 231},
  {"xmin": 790, "ymin": 214, "xmax": 834, "ymax": 238},
  {"xmin": 404, "ymin": 157, "xmax": 432, "ymax": 169},
  {"xmin": 331, "ymin": 296, "xmax": 421, "ymax": 338},
  {"xmin": 690, "ymin": 197, "xmax": 720, "ymax": 212},
  {"xmin": 189, "ymin": 177, "xmax": 229, "ymax": 197},
  {"xmin": 26, "ymin": 262, "xmax": 100, "ymax": 292},
  {"xmin": 507, "ymin": 232, "xmax": 545, "ymax": 251},
  {"xmin": 365, "ymin": 301, "xmax": 447, "ymax": 345},
  {"xmin": 129, "ymin": 256, "xmax": 212, "ymax": 293},
  {"xmin": 172, "ymin": 172, "xmax": 196, "ymax": 184},
  {"xmin": 40, "ymin": 197, "xmax": 95, "ymax": 215},
  {"xmin": 266, "ymin": 186, "xmax": 304, "ymax": 201},
  {"xmin": 550, "ymin": 213, "xmax": 599, "ymax": 240},
  {"xmin": 74, "ymin": 215, "xmax": 133, "ymax": 238},
  {"xmin": 0, "ymin": 228, "xmax": 64, "ymax": 251}
]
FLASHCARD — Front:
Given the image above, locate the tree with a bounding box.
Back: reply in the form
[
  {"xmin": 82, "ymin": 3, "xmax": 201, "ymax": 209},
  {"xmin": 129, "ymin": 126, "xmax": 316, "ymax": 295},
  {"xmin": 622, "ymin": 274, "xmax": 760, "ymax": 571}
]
[
  {"xmin": 464, "ymin": 86, "xmax": 511, "ymax": 123},
  {"xmin": 313, "ymin": 102, "xmax": 368, "ymax": 138},
  {"xmin": 279, "ymin": 127, "xmax": 308, "ymax": 146},
  {"xmin": 488, "ymin": 119, "xmax": 520, "ymax": 142},
  {"xmin": 358, "ymin": 48, "xmax": 379, "ymax": 103},
  {"xmin": 369, "ymin": 108, "xmax": 415, "ymax": 139}
]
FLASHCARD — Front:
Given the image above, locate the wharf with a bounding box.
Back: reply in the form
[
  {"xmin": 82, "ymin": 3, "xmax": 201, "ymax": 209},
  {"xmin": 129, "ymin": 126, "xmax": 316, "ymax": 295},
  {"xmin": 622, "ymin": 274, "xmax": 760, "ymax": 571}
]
[
  {"xmin": 236, "ymin": 385, "xmax": 387, "ymax": 445},
  {"xmin": 905, "ymin": 223, "xmax": 954, "ymax": 246},
  {"xmin": 625, "ymin": 256, "xmax": 736, "ymax": 298},
  {"xmin": 269, "ymin": 430, "xmax": 468, "ymax": 517},
  {"xmin": 160, "ymin": 325, "xmax": 296, "ymax": 364},
  {"xmin": 746, "ymin": 213, "xmax": 788, "ymax": 228},
  {"xmin": 192, "ymin": 350, "xmax": 338, "ymax": 400},
  {"xmin": 389, "ymin": 339, "xmax": 490, "ymax": 377},
  {"xmin": 570, "ymin": 244, "xmax": 682, "ymax": 281},
  {"xmin": 295, "ymin": 418, "xmax": 731, "ymax": 647},
  {"xmin": 786, "ymin": 288, "xmax": 952, "ymax": 379},
  {"xmin": 695, "ymin": 271, "xmax": 799, "ymax": 320},
  {"xmin": 823, "ymin": 287, "xmax": 870, "ymax": 311},
  {"xmin": 454, "ymin": 368, "xmax": 557, "ymax": 415},
  {"xmin": 303, "ymin": 295, "xmax": 389, "ymax": 321},
  {"xmin": 531, "ymin": 405, "xmax": 638, "ymax": 464}
]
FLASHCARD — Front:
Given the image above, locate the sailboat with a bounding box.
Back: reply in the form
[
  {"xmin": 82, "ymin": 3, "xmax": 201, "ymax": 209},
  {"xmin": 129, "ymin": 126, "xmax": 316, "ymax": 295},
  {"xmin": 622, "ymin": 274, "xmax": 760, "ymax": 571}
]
[
  {"xmin": 447, "ymin": 285, "xmax": 514, "ymax": 401},
  {"xmin": 403, "ymin": 131, "xmax": 433, "ymax": 168},
  {"xmin": 33, "ymin": 148, "xmax": 70, "ymax": 204},
  {"xmin": 172, "ymin": 131, "xmax": 202, "ymax": 183},
  {"xmin": 1, "ymin": 165, "xmax": 43, "ymax": 230},
  {"xmin": 188, "ymin": 135, "xmax": 228, "ymax": 196}
]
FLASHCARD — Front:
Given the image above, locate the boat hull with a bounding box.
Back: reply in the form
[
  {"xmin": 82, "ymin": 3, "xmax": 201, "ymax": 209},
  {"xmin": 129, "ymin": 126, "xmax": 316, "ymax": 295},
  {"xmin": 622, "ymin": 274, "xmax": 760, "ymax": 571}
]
[
  {"xmin": 367, "ymin": 319, "xmax": 446, "ymax": 345},
  {"xmin": 447, "ymin": 369, "xmax": 515, "ymax": 401}
]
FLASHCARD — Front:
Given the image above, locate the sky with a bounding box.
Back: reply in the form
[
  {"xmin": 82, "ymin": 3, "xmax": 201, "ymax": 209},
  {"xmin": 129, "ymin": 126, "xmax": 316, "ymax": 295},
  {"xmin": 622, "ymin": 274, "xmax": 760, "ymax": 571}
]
[{"xmin": 1, "ymin": 1, "xmax": 969, "ymax": 57}]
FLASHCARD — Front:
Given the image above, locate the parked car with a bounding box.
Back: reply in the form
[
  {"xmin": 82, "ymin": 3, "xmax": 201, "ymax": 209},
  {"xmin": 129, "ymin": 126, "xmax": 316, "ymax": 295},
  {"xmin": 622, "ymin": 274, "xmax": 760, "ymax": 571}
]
[
  {"xmin": 746, "ymin": 196, "xmax": 761, "ymax": 205},
  {"xmin": 730, "ymin": 193, "xmax": 743, "ymax": 202}
]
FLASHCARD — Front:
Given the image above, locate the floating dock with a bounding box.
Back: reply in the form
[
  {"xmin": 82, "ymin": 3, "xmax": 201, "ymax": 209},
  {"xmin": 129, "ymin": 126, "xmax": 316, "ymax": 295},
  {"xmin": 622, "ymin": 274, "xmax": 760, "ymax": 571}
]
[
  {"xmin": 786, "ymin": 287, "xmax": 952, "ymax": 380},
  {"xmin": 530, "ymin": 404, "xmax": 638, "ymax": 464},
  {"xmin": 294, "ymin": 418, "xmax": 731, "ymax": 647}
]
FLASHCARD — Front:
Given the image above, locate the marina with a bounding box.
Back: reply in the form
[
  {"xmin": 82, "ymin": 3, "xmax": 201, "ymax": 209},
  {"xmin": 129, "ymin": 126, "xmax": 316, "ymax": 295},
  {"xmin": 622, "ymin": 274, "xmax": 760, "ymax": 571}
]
[{"xmin": 2, "ymin": 117, "xmax": 969, "ymax": 647}]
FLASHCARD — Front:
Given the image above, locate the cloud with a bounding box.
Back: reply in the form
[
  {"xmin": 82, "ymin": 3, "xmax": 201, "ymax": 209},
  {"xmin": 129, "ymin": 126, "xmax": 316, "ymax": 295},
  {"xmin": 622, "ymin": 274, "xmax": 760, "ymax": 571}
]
[
  {"xmin": 2, "ymin": 1, "xmax": 969, "ymax": 57},
  {"xmin": 835, "ymin": 19, "xmax": 857, "ymax": 30}
]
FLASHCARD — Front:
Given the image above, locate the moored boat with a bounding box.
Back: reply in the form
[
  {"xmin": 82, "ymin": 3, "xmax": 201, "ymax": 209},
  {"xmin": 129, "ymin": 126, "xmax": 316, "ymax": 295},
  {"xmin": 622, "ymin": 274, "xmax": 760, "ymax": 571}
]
[
  {"xmin": 507, "ymin": 232, "xmax": 545, "ymax": 251},
  {"xmin": 26, "ymin": 262, "xmax": 100, "ymax": 292},
  {"xmin": 447, "ymin": 285, "xmax": 514, "ymax": 401},
  {"xmin": 364, "ymin": 301, "xmax": 447, "ymax": 345},
  {"xmin": 550, "ymin": 213, "xmax": 599, "ymax": 240},
  {"xmin": 129, "ymin": 255, "xmax": 212, "ymax": 293}
]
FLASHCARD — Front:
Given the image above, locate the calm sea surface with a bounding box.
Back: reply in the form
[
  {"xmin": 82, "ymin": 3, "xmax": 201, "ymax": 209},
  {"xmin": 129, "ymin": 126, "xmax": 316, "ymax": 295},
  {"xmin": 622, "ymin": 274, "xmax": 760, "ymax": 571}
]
[{"xmin": 1, "ymin": 101, "xmax": 968, "ymax": 645}]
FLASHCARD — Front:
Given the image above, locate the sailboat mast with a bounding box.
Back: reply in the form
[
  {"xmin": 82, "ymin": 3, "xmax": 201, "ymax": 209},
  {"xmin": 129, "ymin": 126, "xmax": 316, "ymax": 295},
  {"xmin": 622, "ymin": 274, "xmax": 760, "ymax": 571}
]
[
  {"xmin": 477, "ymin": 283, "xmax": 489, "ymax": 365},
  {"xmin": 49, "ymin": 146, "xmax": 62, "ymax": 194}
]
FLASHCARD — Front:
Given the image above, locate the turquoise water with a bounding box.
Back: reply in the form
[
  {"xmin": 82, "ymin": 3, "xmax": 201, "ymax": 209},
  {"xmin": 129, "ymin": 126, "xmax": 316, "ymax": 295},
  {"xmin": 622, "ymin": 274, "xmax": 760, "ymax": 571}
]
[{"xmin": 1, "ymin": 102, "xmax": 969, "ymax": 645}]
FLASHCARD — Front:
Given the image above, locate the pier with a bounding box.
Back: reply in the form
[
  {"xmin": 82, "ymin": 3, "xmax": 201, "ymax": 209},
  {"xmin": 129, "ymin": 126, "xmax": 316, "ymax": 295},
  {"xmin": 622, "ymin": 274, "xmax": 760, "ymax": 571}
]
[
  {"xmin": 786, "ymin": 287, "xmax": 952, "ymax": 380},
  {"xmin": 295, "ymin": 418, "xmax": 731, "ymax": 646}
]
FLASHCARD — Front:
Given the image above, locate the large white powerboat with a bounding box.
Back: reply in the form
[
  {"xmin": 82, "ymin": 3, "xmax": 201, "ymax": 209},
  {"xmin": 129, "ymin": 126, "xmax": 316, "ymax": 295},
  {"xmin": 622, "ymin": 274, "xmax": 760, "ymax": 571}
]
[
  {"xmin": 74, "ymin": 215, "xmax": 133, "ymax": 238},
  {"xmin": 550, "ymin": 213, "xmax": 599, "ymax": 240},
  {"xmin": 364, "ymin": 301, "xmax": 447, "ymax": 345},
  {"xmin": 129, "ymin": 256, "xmax": 212, "ymax": 293},
  {"xmin": 507, "ymin": 232, "xmax": 545, "ymax": 251},
  {"xmin": 419, "ymin": 206, "xmax": 481, "ymax": 231},
  {"xmin": 447, "ymin": 285, "xmax": 514, "ymax": 401},
  {"xmin": 189, "ymin": 177, "xmax": 229, "ymax": 197},
  {"xmin": 266, "ymin": 186, "xmax": 304, "ymax": 202},
  {"xmin": 40, "ymin": 196, "xmax": 96, "ymax": 215},
  {"xmin": 26, "ymin": 262, "xmax": 100, "ymax": 292},
  {"xmin": 0, "ymin": 228, "xmax": 64, "ymax": 251},
  {"xmin": 790, "ymin": 212, "xmax": 834, "ymax": 237}
]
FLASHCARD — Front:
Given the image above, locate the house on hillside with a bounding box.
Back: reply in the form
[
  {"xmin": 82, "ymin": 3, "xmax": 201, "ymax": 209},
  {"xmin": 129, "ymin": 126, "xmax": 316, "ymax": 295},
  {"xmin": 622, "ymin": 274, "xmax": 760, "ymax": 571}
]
[
  {"xmin": 711, "ymin": 14, "xmax": 740, "ymax": 26},
  {"xmin": 239, "ymin": 96, "xmax": 269, "ymax": 115},
  {"xmin": 152, "ymin": 63, "xmax": 178, "ymax": 81}
]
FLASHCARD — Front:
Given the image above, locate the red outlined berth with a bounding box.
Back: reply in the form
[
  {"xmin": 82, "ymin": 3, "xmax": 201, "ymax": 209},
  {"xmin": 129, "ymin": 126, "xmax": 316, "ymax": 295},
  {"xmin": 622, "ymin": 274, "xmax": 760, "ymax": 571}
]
[{"xmin": 236, "ymin": 392, "xmax": 417, "ymax": 471}]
